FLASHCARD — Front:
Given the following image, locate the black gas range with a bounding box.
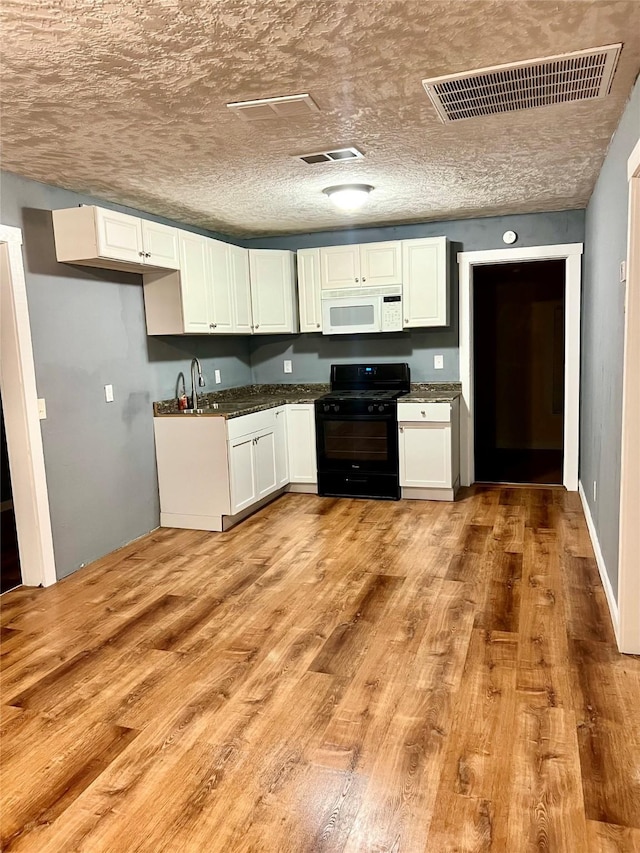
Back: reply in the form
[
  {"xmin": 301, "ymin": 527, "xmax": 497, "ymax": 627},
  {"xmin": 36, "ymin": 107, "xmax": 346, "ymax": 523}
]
[{"xmin": 315, "ymin": 363, "xmax": 410, "ymax": 500}]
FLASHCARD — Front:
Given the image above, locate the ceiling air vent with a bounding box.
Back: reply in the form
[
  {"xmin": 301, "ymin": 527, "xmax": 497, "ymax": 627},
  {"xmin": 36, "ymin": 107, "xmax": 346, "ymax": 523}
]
[
  {"xmin": 227, "ymin": 93, "xmax": 320, "ymax": 121},
  {"xmin": 298, "ymin": 147, "xmax": 364, "ymax": 164},
  {"xmin": 422, "ymin": 44, "xmax": 622, "ymax": 123}
]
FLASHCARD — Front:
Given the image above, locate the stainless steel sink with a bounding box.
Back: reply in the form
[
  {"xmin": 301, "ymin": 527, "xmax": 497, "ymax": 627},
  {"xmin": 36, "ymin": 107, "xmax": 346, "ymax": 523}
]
[{"xmin": 181, "ymin": 402, "xmax": 220, "ymax": 414}]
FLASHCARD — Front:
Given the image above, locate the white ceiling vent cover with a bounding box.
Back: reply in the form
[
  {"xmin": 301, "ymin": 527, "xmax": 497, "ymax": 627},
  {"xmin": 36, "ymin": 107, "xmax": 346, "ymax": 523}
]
[
  {"xmin": 227, "ymin": 93, "xmax": 320, "ymax": 121},
  {"xmin": 422, "ymin": 44, "xmax": 622, "ymax": 123}
]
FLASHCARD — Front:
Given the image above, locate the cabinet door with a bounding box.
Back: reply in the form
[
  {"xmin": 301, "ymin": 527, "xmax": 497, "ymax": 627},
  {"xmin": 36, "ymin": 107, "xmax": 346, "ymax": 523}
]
[
  {"xmin": 402, "ymin": 237, "xmax": 449, "ymax": 328},
  {"xmin": 320, "ymin": 245, "xmax": 360, "ymax": 289},
  {"xmin": 399, "ymin": 423, "xmax": 452, "ymax": 488},
  {"xmin": 286, "ymin": 404, "xmax": 317, "ymax": 483},
  {"xmin": 179, "ymin": 232, "xmax": 212, "ymax": 334},
  {"xmin": 297, "ymin": 248, "xmax": 322, "ymax": 332},
  {"xmin": 141, "ymin": 220, "xmax": 180, "ymax": 269},
  {"xmin": 359, "ymin": 241, "xmax": 402, "ymax": 287},
  {"xmin": 249, "ymin": 250, "xmax": 297, "ymax": 334},
  {"xmin": 254, "ymin": 429, "xmax": 278, "ymax": 498},
  {"xmin": 95, "ymin": 208, "xmax": 143, "ymax": 264},
  {"xmin": 208, "ymin": 239, "xmax": 234, "ymax": 333},
  {"xmin": 229, "ymin": 435, "xmax": 257, "ymax": 513},
  {"xmin": 228, "ymin": 244, "xmax": 253, "ymax": 333},
  {"xmin": 274, "ymin": 408, "xmax": 289, "ymax": 487}
]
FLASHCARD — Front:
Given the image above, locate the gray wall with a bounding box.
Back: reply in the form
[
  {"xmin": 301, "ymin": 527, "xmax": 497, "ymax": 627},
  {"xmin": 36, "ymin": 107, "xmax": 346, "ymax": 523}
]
[
  {"xmin": 0, "ymin": 171, "xmax": 251, "ymax": 579},
  {"xmin": 245, "ymin": 210, "xmax": 585, "ymax": 383},
  {"xmin": 580, "ymin": 76, "xmax": 640, "ymax": 601}
]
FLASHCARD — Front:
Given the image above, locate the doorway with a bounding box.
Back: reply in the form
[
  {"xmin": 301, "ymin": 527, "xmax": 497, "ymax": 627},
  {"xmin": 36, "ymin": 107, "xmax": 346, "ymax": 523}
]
[
  {"xmin": 473, "ymin": 260, "xmax": 565, "ymax": 485},
  {"xmin": 1, "ymin": 394, "xmax": 21, "ymax": 592}
]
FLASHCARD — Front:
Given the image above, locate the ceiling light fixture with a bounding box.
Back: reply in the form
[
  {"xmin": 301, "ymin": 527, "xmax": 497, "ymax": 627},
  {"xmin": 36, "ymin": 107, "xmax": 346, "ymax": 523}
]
[{"xmin": 323, "ymin": 184, "xmax": 374, "ymax": 210}]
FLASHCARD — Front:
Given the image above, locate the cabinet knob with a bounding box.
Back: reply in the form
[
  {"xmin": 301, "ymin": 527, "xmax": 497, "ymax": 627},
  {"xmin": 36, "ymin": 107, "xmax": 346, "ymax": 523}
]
[
  {"xmin": 255, "ymin": 324, "xmax": 259, "ymax": 329},
  {"xmin": 400, "ymin": 426, "xmax": 404, "ymax": 432},
  {"xmin": 316, "ymin": 323, "xmax": 320, "ymax": 328},
  {"xmin": 405, "ymin": 319, "xmax": 409, "ymax": 323},
  {"xmin": 362, "ymin": 277, "xmax": 366, "ymax": 282},
  {"xmin": 421, "ymin": 410, "xmax": 426, "ymax": 416},
  {"xmin": 145, "ymin": 252, "xmax": 151, "ymax": 258},
  {"xmin": 355, "ymin": 277, "xmax": 359, "ymax": 283},
  {"xmin": 138, "ymin": 251, "xmax": 144, "ymax": 257},
  {"xmin": 210, "ymin": 323, "xmax": 217, "ymax": 329}
]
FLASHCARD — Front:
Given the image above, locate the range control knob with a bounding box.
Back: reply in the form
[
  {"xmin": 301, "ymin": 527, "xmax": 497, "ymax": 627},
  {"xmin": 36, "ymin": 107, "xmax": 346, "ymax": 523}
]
[
  {"xmin": 333, "ymin": 404, "xmax": 340, "ymax": 412},
  {"xmin": 368, "ymin": 404, "xmax": 374, "ymax": 413},
  {"xmin": 323, "ymin": 404, "xmax": 330, "ymax": 412},
  {"xmin": 378, "ymin": 404, "xmax": 385, "ymax": 412}
]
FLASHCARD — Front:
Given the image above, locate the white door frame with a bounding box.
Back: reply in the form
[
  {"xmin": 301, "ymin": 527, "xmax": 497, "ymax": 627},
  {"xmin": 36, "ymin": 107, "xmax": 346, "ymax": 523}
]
[
  {"xmin": 458, "ymin": 242, "xmax": 583, "ymax": 491},
  {"xmin": 0, "ymin": 224, "xmax": 57, "ymax": 587},
  {"xmin": 618, "ymin": 139, "xmax": 640, "ymax": 654}
]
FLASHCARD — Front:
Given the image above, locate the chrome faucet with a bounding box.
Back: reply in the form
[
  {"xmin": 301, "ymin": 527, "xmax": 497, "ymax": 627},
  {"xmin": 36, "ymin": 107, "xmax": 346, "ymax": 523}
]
[{"xmin": 190, "ymin": 357, "xmax": 205, "ymax": 410}]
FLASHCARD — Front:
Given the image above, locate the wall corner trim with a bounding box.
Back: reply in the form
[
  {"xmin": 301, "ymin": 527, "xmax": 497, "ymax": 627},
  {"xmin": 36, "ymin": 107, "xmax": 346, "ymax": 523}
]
[{"xmin": 578, "ymin": 480, "xmax": 620, "ymax": 648}]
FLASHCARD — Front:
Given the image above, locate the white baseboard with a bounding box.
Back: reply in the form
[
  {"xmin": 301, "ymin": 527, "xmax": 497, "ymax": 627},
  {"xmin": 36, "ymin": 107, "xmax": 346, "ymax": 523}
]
[{"xmin": 578, "ymin": 481, "xmax": 620, "ymax": 645}]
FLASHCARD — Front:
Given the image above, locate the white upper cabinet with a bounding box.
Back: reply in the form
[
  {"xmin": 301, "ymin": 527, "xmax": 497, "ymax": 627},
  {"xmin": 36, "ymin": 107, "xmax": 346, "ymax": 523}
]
[
  {"xmin": 359, "ymin": 241, "xmax": 402, "ymax": 287},
  {"xmin": 297, "ymin": 248, "xmax": 322, "ymax": 332},
  {"xmin": 402, "ymin": 237, "xmax": 449, "ymax": 328},
  {"xmin": 96, "ymin": 209, "xmax": 143, "ymax": 264},
  {"xmin": 227, "ymin": 244, "xmax": 253, "ymax": 333},
  {"xmin": 249, "ymin": 250, "xmax": 298, "ymax": 334},
  {"xmin": 179, "ymin": 232, "xmax": 212, "ymax": 334},
  {"xmin": 53, "ymin": 206, "xmax": 179, "ymax": 272},
  {"xmin": 320, "ymin": 245, "xmax": 360, "ymax": 289},
  {"xmin": 139, "ymin": 219, "xmax": 180, "ymax": 269},
  {"xmin": 208, "ymin": 238, "xmax": 234, "ymax": 333},
  {"xmin": 143, "ymin": 238, "xmax": 255, "ymax": 336},
  {"xmin": 318, "ymin": 241, "xmax": 402, "ymax": 290}
]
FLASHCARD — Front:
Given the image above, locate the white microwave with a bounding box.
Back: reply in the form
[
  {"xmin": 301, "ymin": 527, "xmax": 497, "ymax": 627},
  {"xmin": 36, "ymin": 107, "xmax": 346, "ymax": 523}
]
[{"xmin": 321, "ymin": 286, "xmax": 403, "ymax": 335}]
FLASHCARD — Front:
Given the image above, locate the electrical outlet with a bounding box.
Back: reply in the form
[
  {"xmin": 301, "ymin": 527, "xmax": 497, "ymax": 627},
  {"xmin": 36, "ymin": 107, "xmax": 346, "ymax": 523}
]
[
  {"xmin": 104, "ymin": 384, "xmax": 114, "ymax": 402},
  {"xmin": 593, "ymin": 480, "xmax": 597, "ymax": 502},
  {"xmin": 434, "ymin": 355, "xmax": 444, "ymax": 370},
  {"xmin": 215, "ymin": 369, "xmax": 221, "ymax": 384},
  {"xmin": 284, "ymin": 360, "xmax": 292, "ymax": 374},
  {"xmin": 37, "ymin": 398, "xmax": 47, "ymax": 420},
  {"xmin": 620, "ymin": 260, "xmax": 627, "ymax": 282}
]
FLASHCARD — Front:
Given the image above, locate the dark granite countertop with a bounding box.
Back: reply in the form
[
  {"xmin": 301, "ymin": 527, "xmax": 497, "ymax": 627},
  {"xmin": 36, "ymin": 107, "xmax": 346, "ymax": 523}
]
[
  {"xmin": 153, "ymin": 381, "xmax": 461, "ymax": 419},
  {"xmin": 153, "ymin": 384, "xmax": 329, "ymax": 419},
  {"xmin": 401, "ymin": 382, "xmax": 462, "ymax": 403}
]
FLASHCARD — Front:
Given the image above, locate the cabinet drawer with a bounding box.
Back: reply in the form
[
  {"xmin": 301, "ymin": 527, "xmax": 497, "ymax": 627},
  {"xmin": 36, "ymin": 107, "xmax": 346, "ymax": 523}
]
[
  {"xmin": 226, "ymin": 407, "xmax": 278, "ymax": 440},
  {"xmin": 398, "ymin": 402, "xmax": 452, "ymax": 423}
]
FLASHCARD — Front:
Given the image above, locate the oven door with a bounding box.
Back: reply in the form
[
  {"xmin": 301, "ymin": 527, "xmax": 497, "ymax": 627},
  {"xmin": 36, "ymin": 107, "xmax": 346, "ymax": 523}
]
[
  {"xmin": 321, "ymin": 295, "xmax": 381, "ymax": 335},
  {"xmin": 315, "ymin": 410, "xmax": 398, "ymax": 475}
]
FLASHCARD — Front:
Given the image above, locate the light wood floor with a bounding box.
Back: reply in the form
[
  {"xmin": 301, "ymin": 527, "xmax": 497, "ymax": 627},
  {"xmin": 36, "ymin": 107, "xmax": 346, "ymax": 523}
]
[{"xmin": 1, "ymin": 488, "xmax": 639, "ymax": 852}]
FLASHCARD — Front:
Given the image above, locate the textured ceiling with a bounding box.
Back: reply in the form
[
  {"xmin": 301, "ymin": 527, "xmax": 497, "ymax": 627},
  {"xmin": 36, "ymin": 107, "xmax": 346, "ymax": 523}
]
[{"xmin": 2, "ymin": 0, "xmax": 639, "ymax": 236}]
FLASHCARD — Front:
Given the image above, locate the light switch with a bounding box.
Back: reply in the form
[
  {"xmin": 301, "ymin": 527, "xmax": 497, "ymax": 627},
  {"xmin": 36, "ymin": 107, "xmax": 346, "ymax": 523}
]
[
  {"xmin": 284, "ymin": 360, "xmax": 292, "ymax": 374},
  {"xmin": 104, "ymin": 384, "xmax": 114, "ymax": 402},
  {"xmin": 215, "ymin": 370, "xmax": 221, "ymax": 384},
  {"xmin": 37, "ymin": 398, "xmax": 47, "ymax": 420},
  {"xmin": 434, "ymin": 355, "xmax": 444, "ymax": 370},
  {"xmin": 620, "ymin": 261, "xmax": 627, "ymax": 282}
]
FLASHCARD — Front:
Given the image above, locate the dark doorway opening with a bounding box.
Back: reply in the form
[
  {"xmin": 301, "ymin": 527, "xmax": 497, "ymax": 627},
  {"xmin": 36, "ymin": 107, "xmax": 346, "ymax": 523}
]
[
  {"xmin": 1, "ymin": 395, "xmax": 22, "ymax": 593},
  {"xmin": 473, "ymin": 259, "xmax": 565, "ymax": 485}
]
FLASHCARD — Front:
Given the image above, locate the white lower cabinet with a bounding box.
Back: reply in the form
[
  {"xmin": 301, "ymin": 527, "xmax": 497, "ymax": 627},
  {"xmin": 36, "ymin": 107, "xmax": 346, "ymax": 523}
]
[
  {"xmin": 398, "ymin": 399, "xmax": 460, "ymax": 500},
  {"xmin": 228, "ymin": 433, "xmax": 258, "ymax": 513},
  {"xmin": 286, "ymin": 404, "xmax": 318, "ymax": 484},
  {"xmin": 275, "ymin": 408, "xmax": 289, "ymax": 487},
  {"xmin": 155, "ymin": 405, "xmax": 299, "ymax": 532}
]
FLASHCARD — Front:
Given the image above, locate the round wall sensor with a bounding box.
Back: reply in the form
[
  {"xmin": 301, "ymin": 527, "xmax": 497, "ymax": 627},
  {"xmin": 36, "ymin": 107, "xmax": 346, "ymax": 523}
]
[{"xmin": 503, "ymin": 230, "xmax": 517, "ymax": 244}]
